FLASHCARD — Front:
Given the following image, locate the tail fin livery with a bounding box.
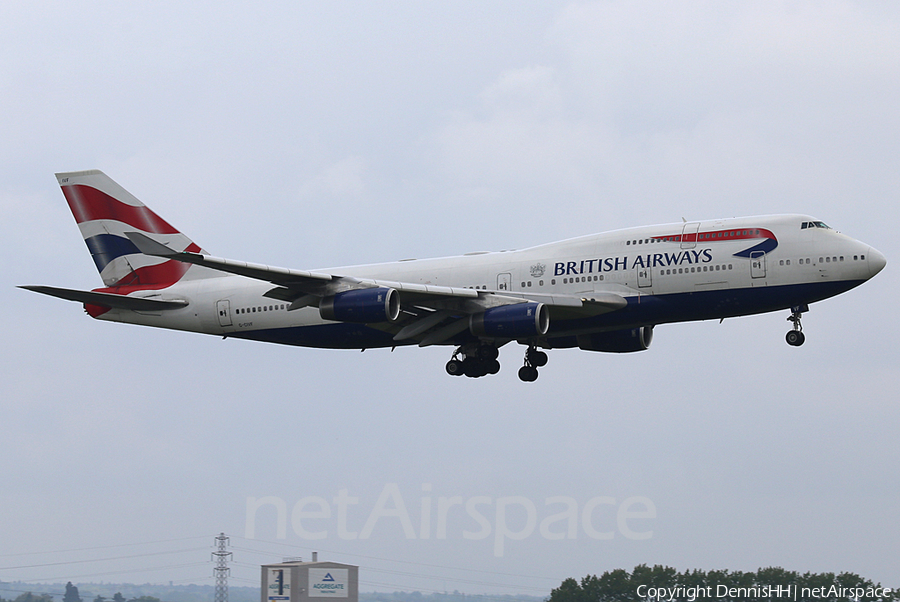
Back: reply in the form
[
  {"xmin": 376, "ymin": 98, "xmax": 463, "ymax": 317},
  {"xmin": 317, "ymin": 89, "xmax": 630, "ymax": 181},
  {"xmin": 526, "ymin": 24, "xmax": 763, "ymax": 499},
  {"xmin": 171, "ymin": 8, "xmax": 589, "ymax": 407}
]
[{"xmin": 57, "ymin": 170, "xmax": 215, "ymax": 288}]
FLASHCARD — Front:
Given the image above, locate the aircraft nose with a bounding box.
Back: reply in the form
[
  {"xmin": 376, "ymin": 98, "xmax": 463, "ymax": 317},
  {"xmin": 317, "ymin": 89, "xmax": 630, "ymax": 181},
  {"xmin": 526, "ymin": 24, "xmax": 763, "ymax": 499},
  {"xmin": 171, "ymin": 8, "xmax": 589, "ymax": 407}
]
[{"xmin": 867, "ymin": 246, "xmax": 886, "ymax": 278}]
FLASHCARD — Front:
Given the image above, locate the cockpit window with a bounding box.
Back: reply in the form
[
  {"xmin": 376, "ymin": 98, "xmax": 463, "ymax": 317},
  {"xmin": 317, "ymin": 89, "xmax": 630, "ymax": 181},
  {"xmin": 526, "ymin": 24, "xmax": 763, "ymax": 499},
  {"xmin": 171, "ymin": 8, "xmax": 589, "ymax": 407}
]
[{"xmin": 801, "ymin": 221, "xmax": 832, "ymax": 230}]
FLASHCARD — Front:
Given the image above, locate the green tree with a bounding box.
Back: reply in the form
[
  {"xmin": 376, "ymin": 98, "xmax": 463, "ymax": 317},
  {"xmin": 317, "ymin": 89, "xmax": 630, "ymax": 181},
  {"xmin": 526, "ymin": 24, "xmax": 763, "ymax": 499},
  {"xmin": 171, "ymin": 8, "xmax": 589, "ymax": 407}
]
[
  {"xmin": 549, "ymin": 567, "xmax": 898, "ymax": 602},
  {"xmin": 548, "ymin": 577, "xmax": 585, "ymax": 602},
  {"xmin": 14, "ymin": 594, "xmax": 53, "ymax": 602},
  {"xmin": 597, "ymin": 569, "xmax": 635, "ymax": 602},
  {"xmin": 62, "ymin": 583, "xmax": 80, "ymax": 602}
]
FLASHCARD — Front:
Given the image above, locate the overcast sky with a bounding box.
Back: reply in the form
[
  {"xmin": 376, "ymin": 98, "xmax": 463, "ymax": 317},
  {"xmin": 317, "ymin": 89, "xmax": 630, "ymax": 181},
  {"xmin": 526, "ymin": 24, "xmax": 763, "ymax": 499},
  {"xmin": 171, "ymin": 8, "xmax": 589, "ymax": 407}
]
[{"xmin": 2, "ymin": 1, "xmax": 898, "ymax": 596}]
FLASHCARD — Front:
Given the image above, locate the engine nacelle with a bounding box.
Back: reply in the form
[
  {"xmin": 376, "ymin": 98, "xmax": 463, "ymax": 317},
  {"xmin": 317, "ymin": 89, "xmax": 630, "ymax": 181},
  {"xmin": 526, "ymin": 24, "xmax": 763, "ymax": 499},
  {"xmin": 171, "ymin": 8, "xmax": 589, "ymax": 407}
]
[
  {"xmin": 577, "ymin": 326, "xmax": 653, "ymax": 353},
  {"xmin": 319, "ymin": 288, "xmax": 400, "ymax": 323},
  {"xmin": 470, "ymin": 303, "xmax": 549, "ymax": 338}
]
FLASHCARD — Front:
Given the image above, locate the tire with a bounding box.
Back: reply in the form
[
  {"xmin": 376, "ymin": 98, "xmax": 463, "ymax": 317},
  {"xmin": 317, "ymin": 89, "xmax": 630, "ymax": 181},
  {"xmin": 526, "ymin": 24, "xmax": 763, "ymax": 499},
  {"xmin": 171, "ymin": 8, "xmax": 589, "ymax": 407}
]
[
  {"xmin": 518, "ymin": 366, "xmax": 538, "ymax": 382},
  {"xmin": 786, "ymin": 331, "xmax": 803, "ymax": 346},
  {"xmin": 529, "ymin": 350, "xmax": 548, "ymax": 367},
  {"xmin": 478, "ymin": 345, "xmax": 500, "ymax": 361},
  {"xmin": 464, "ymin": 360, "xmax": 488, "ymax": 378}
]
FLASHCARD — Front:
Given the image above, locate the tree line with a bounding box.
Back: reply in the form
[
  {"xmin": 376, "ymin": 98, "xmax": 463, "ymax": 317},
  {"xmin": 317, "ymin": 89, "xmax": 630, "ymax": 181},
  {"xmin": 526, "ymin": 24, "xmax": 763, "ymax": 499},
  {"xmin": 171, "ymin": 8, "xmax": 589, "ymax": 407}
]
[
  {"xmin": 0, "ymin": 583, "xmax": 161, "ymax": 602},
  {"xmin": 547, "ymin": 566, "xmax": 897, "ymax": 602}
]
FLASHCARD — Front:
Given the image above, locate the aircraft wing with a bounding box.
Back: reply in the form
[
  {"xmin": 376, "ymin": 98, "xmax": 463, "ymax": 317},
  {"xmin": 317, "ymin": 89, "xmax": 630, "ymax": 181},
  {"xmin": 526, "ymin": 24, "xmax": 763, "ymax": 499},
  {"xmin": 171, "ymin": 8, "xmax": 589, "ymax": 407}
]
[
  {"xmin": 126, "ymin": 231, "xmax": 478, "ymax": 299},
  {"xmin": 125, "ymin": 231, "xmax": 626, "ymax": 344}
]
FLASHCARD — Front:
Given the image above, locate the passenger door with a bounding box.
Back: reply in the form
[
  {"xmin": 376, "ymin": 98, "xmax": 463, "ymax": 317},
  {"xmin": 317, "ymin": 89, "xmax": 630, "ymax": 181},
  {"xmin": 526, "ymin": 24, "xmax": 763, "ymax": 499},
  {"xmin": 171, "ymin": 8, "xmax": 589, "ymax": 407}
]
[
  {"xmin": 216, "ymin": 299, "xmax": 233, "ymax": 327},
  {"xmin": 750, "ymin": 251, "xmax": 767, "ymax": 279},
  {"xmin": 637, "ymin": 265, "xmax": 652, "ymax": 288}
]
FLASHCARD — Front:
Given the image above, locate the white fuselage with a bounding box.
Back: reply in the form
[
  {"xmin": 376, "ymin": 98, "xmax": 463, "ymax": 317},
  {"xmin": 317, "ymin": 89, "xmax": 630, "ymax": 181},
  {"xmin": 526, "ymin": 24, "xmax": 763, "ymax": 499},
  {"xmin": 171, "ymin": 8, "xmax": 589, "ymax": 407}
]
[{"xmin": 92, "ymin": 214, "xmax": 885, "ymax": 349}]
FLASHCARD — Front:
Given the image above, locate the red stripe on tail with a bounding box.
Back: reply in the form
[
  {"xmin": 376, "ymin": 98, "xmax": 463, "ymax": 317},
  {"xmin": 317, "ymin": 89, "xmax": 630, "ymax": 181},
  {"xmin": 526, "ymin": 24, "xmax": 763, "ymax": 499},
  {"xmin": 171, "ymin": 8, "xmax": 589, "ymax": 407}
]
[{"xmin": 62, "ymin": 184, "xmax": 180, "ymax": 234}]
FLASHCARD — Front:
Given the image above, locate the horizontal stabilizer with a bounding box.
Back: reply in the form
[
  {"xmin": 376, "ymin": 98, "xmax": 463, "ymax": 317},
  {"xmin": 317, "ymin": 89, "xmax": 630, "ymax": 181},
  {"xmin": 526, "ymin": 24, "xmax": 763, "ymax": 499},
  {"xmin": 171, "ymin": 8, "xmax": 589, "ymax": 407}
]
[{"xmin": 20, "ymin": 285, "xmax": 188, "ymax": 311}]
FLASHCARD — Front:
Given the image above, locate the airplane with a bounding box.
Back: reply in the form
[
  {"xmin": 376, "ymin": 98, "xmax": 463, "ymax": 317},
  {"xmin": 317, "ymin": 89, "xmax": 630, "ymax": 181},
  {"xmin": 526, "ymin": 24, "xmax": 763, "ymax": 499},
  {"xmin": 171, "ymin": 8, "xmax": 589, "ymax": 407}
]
[{"xmin": 21, "ymin": 170, "xmax": 886, "ymax": 381}]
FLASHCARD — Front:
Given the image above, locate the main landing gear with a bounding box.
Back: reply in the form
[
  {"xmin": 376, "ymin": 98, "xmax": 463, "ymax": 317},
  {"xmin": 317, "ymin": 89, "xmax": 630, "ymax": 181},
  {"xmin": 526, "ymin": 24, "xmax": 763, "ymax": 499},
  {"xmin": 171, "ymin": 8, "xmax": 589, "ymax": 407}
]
[
  {"xmin": 785, "ymin": 304, "xmax": 808, "ymax": 347},
  {"xmin": 446, "ymin": 343, "xmax": 500, "ymax": 378},
  {"xmin": 518, "ymin": 346, "xmax": 548, "ymax": 382},
  {"xmin": 445, "ymin": 343, "xmax": 549, "ymax": 381}
]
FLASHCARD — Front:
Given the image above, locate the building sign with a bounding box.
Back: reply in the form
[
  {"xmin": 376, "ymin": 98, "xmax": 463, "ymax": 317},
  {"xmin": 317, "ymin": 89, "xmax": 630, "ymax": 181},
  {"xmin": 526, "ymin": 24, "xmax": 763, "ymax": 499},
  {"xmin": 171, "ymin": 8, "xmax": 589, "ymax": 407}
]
[
  {"xmin": 267, "ymin": 568, "xmax": 291, "ymax": 601},
  {"xmin": 308, "ymin": 569, "xmax": 348, "ymax": 598}
]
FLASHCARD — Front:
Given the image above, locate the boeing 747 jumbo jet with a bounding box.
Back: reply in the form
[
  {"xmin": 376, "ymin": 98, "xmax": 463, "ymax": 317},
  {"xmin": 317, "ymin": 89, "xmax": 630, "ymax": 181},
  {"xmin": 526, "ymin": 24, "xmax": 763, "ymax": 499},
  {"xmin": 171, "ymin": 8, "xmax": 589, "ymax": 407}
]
[{"xmin": 22, "ymin": 170, "xmax": 886, "ymax": 381}]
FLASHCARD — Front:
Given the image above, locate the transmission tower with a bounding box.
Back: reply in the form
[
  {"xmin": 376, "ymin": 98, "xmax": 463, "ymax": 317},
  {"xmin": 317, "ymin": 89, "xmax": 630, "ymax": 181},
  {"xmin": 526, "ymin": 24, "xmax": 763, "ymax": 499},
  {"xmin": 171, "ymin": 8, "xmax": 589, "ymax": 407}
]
[{"xmin": 212, "ymin": 533, "xmax": 232, "ymax": 602}]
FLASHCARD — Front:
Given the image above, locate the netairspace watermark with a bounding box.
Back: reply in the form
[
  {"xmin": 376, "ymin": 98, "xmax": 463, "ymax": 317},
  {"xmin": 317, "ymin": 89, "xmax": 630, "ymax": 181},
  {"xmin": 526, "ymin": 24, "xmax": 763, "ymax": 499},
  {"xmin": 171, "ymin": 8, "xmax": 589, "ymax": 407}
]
[
  {"xmin": 637, "ymin": 584, "xmax": 894, "ymax": 601},
  {"xmin": 245, "ymin": 483, "xmax": 656, "ymax": 556}
]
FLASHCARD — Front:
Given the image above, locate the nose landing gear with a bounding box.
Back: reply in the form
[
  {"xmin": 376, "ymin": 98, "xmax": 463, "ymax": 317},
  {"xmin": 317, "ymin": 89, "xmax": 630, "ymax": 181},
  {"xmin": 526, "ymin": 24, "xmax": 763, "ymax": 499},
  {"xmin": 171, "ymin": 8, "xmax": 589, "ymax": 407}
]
[{"xmin": 785, "ymin": 304, "xmax": 808, "ymax": 347}]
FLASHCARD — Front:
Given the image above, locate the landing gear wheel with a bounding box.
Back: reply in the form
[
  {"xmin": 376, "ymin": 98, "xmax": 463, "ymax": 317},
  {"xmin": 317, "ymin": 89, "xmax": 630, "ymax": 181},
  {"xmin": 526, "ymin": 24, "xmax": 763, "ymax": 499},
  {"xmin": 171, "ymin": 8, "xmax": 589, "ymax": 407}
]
[
  {"xmin": 464, "ymin": 360, "xmax": 489, "ymax": 378},
  {"xmin": 518, "ymin": 366, "xmax": 539, "ymax": 382},
  {"xmin": 785, "ymin": 330, "xmax": 806, "ymax": 347},
  {"xmin": 446, "ymin": 359, "xmax": 465, "ymax": 376},
  {"xmin": 527, "ymin": 349, "xmax": 548, "ymax": 367},
  {"xmin": 478, "ymin": 345, "xmax": 500, "ymax": 361}
]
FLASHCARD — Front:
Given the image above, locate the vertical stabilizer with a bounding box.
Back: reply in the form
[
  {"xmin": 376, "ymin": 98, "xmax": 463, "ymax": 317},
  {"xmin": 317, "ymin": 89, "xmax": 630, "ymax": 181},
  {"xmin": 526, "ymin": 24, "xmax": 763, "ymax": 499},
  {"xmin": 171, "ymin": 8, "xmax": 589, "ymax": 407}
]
[{"xmin": 57, "ymin": 170, "xmax": 216, "ymax": 287}]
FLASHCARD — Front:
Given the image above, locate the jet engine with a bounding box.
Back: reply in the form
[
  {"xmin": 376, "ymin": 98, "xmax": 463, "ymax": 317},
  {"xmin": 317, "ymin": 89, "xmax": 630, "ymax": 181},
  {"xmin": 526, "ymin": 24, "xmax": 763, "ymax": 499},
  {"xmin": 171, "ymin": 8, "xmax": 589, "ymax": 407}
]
[
  {"xmin": 470, "ymin": 303, "xmax": 549, "ymax": 338},
  {"xmin": 319, "ymin": 288, "xmax": 400, "ymax": 323},
  {"xmin": 576, "ymin": 326, "xmax": 653, "ymax": 353}
]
